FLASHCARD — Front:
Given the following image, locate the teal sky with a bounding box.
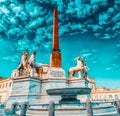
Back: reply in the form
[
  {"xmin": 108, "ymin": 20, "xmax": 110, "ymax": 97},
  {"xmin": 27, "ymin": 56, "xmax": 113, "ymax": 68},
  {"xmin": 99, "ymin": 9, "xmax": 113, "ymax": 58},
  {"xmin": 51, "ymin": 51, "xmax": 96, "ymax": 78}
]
[{"xmin": 0, "ymin": 0, "xmax": 120, "ymax": 89}]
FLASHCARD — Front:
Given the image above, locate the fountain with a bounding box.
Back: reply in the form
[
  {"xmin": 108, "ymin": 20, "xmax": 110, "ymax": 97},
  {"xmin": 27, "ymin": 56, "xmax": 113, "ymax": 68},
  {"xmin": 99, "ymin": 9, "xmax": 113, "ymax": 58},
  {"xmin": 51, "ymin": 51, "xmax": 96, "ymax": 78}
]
[
  {"xmin": 4, "ymin": 8, "xmax": 119, "ymax": 116},
  {"xmin": 47, "ymin": 87, "xmax": 91, "ymax": 104}
]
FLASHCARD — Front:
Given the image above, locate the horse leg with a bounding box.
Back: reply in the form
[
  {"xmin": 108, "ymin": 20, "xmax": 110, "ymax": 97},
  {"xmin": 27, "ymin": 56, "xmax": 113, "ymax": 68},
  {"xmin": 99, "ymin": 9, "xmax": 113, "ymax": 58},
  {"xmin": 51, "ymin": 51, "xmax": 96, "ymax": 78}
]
[
  {"xmin": 68, "ymin": 71, "xmax": 70, "ymax": 78},
  {"xmin": 78, "ymin": 71, "xmax": 82, "ymax": 78},
  {"xmin": 30, "ymin": 67, "xmax": 35, "ymax": 77},
  {"xmin": 72, "ymin": 71, "xmax": 75, "ymax": 77},
  {"xmin": 82, "ymin": 69, "xmax": 87, "ymax": 79},
  {"xmin": 68, "ymin": 69, "xmax": 74, "ymax": 77},
  {"xmin": 84, "ymin": 70, "xmax": 87, "ymax": 79},
  {"xmin": 40, "ymin": 67, "xmax": 43, "ymax": 78}
]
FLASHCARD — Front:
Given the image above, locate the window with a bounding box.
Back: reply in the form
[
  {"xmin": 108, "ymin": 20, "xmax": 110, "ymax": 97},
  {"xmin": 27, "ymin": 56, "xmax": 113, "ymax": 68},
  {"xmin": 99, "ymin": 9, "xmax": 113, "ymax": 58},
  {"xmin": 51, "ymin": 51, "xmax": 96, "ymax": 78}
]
[
  {"xmin": 9, "ymin": 82, "xmax": 12, "ymax": 87},
  {"xmin": 14, "ymin": 73, "xmax": 16, "ymax": 77},
  {"xmin": 6, "ymin": 83, "xmax": 8, "ymax": 88},
  {"xmin": 115, "ymin": 95, "xmax": 118, "ymax": 99},
  {"xmin": 95, "ymin": 95, "xmax": 98, "ymax": 99},
  {"xmin": 3, "ymin": 84, "xmax": 4, "ymax": 88},
  {"xmin": 99, "ymin": 95, "xmax": 101, "ymax": 99},
  {"xmin": 109, "ymin": 95, "xmax": 113, "ymax": 99}
]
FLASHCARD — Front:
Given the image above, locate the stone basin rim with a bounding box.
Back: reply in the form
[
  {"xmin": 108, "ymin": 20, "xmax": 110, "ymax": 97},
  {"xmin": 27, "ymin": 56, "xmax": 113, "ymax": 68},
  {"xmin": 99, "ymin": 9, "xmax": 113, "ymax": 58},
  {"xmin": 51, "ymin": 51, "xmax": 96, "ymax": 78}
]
[{"xmin": 46, "ymin": 87, "xmax": 91, "ymax": 96}]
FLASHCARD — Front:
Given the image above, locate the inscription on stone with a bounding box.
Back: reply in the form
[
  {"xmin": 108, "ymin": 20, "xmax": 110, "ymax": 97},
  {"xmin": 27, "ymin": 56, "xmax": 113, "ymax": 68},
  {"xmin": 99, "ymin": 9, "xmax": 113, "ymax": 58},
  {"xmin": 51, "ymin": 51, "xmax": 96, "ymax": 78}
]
[{"xmin": 50, "ymin": 71, "xmax": 64, "ymax": 77}]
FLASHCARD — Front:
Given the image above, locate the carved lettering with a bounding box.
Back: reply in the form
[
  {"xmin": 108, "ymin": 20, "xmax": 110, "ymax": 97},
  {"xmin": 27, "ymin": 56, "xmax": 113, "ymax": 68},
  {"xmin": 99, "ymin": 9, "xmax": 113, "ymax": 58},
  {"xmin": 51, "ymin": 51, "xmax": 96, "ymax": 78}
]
[{"xmin": 50, "ymin": 71, "xmax": 64, "ymax": 77}]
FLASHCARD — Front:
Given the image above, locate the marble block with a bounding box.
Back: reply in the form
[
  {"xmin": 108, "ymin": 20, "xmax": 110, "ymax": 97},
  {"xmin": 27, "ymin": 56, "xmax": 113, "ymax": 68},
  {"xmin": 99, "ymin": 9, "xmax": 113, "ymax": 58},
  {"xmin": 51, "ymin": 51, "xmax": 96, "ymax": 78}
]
[
  {"xmin": 66, "ymin": 78, "xmax": 89, "ymax": 88},
  {"xmin": 6, "ymin": 77, "xmax": 41, "ymax": 109}
]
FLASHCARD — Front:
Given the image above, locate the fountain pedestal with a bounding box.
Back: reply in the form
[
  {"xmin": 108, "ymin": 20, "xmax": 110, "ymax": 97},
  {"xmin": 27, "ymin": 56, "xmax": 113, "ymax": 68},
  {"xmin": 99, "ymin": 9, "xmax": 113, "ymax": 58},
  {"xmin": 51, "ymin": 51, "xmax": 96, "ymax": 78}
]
[
  {"xmin": 47, "ymin": 87, "xmax": 91, "ymax": 104},
  {"xmin": 5, "ymin": 76, "xmax": 41, "ymax": 109},
  {"xmin": 60, "ymin": 95, "xmax": 80, "ymax": 104}
]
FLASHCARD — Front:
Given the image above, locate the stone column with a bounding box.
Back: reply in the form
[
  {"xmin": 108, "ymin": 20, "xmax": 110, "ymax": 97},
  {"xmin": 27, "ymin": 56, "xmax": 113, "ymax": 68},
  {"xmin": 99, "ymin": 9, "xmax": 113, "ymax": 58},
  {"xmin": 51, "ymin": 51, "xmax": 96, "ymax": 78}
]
[
  {"xmin": 86, "ymin": 99, "xmax": 93, "ymax": 116},
  {"xmin": 31, "ymin": 61, "xmax": 35, "ymax": 77},
  {"xmin": 48, "ymin": 101, "xmax": 55, "ymax": 116},
  {"xmin": 114, "ymin": 100, "xmax": 120, "ymax": 114},
  {"xmin": 10, "ymin": 102, "xmax": 18, "ymax": 114},
  {"xmin": 20, "ymin": 102, "xmax": 28, "ymax": 116}
]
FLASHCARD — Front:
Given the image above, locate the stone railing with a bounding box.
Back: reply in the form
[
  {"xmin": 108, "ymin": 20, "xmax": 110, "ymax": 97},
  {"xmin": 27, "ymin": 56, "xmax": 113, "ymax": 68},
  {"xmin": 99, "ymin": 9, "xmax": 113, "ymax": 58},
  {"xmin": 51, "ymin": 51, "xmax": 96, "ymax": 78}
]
[{"xmin": 4, "ymin": 100, "xmax": 120, "ymax": 116}]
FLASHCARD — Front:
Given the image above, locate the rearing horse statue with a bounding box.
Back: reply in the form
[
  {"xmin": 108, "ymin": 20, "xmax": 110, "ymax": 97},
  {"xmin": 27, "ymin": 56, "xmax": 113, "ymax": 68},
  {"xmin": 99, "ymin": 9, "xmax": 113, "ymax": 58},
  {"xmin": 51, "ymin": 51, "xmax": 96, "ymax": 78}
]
[
  {"xmin": 28, "ymin": 50, "xmax": 42, "ymax": 68},
  {"xmin": 17, "ymin": 51, "xmax": 29, "ymax": 70},
  {"xmin": 17, "ymin": 51, "xmax": 30, "ymax": 76},
  {"xmin": 28, "ymin": 50, "xmax": 43, "ymax": 77},
  {"xmin": 68, "ymin": 57, "xmax": 86, "ymax": 77},
  {"xmin": 17, "ymin": 50, "xmax": 43, "ymax": 77}
]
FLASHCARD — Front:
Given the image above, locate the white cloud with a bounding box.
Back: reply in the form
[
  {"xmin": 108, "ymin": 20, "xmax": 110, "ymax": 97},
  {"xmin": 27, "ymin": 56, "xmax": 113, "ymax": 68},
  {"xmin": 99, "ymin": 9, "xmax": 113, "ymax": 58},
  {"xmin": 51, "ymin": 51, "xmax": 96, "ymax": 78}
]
[
  {"xmin": 0, "ymin": 6, "xmax": 10, "ymax": 14},
  {"xmin": 116, "ymin": 44, "xmax": 120, "ymax": 47},
  {"xmin": 3, "ymin": 54, "xmax": 19, "ymax": 62},
  {"xmin": 82, "ymin": 53, "xmax": 92, "ymax": 57},
  {"xmin": 105, "ymin": 67, "xmax": 111, "ymax": 71}
]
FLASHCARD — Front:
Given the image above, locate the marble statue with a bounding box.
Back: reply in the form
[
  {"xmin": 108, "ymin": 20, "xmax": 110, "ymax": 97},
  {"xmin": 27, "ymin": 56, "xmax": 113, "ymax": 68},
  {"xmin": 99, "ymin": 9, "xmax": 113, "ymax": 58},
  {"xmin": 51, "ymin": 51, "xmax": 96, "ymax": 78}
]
[
  {"xmin": 28, "ymin": 51, "xmax": 42, "ymax": 68},
  {"xmin": 17, "ymin": 51, "xmax": 30, "ymax": 76},
  {"xmin": 81, "ymin": 58, "xmax": 89, "ymax": 79},
  {"xmin": 28, "ymin": 50, "xmax": 43, "ymax": 77},
  {"xmin": 17, "ymin": 50, "xmax": 43, "ymax": 77},
  {"xmin": 68, "ymin": 57, "xmax": 88, "ymax": 78}
]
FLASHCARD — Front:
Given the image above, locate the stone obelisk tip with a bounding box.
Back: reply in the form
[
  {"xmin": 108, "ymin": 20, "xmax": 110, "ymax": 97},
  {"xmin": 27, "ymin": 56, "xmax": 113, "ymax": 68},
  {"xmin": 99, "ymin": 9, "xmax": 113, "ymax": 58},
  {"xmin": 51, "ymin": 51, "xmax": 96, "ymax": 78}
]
[{"xmin": 53, "ymin": 8, "xmax": 59, "ymax": 51}]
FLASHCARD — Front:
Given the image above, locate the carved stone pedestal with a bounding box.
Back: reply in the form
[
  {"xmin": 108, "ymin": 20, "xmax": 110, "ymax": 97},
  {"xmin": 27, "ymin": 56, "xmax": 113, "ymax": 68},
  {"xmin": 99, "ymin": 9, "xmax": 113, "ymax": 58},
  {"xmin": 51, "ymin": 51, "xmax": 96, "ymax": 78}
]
[{"xmin": 5, "ymin": 76, "xmax": 41, "ymax": 110}]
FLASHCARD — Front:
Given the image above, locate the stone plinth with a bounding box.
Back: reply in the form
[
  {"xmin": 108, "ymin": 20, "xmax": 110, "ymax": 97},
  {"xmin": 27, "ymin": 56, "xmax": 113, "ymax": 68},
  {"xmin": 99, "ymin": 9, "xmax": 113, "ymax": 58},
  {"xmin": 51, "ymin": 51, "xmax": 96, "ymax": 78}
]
[
  {"xmin": 6, "ymin": 76, "xmax": 41, "ymax": 109},
  {"xmin": 50, "ymin": 51, "xmax": 62, "ymax": 68},
  {"xmin": 66, "ymin": 78, "xmax": 89, "ymax": 88},
  {"xmin": 39, "ymin": 78, "xmax": 66, "ymax": 104}
]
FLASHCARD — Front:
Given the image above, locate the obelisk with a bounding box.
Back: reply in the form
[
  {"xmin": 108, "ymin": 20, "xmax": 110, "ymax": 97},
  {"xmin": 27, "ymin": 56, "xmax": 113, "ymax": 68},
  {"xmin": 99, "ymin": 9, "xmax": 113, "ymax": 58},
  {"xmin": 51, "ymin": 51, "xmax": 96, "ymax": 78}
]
[{"xmin": 50, "ymin": 8, "xmax": 62, "ymax": 68}]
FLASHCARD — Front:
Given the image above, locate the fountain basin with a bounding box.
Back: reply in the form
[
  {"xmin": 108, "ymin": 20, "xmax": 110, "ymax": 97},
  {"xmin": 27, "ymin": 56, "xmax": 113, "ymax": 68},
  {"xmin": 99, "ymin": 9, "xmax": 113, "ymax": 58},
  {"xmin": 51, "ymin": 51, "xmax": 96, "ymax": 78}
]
[
  {"xmin": 46, "ymin": 87, "xmax": 91, "ymax": 95},
  {"xmin": 46, "ymin": 88, "xmax": 91, "ymax": 104}
]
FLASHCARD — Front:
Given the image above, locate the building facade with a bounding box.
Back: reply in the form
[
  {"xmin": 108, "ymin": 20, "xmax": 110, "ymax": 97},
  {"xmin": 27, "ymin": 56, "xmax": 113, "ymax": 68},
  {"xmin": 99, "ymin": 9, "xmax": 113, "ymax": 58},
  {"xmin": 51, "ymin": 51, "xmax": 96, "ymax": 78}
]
[
  {"xmin": 0, "ymin": 78, "xmax": 12, "ymax": 103},
  {"xmin": 87, "ymin": 77, "xmax": 120, "ymax": 101},
  {"xmin": 91, "ymin": 87, "xmax": 120, "ymax": 101}
]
